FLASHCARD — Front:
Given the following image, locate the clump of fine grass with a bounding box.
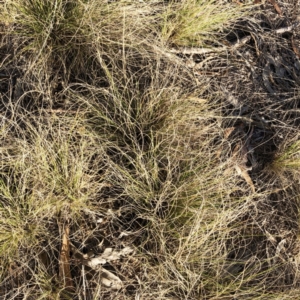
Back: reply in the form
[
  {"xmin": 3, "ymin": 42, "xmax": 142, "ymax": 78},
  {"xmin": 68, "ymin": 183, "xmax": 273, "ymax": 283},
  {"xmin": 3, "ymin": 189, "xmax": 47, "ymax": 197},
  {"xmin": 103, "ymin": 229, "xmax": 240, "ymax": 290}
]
[
  {"xmin": 0, "ymin": 176, "xmax": 44, "ymax": 259},
  {"xmin": 10, "ymin": 0, "xmax": 88, "ymax": 58},
  {"xmin": 272, "ymin": 139, "xmax": 300, "ymax": 174},
  {"xmin": 0, "ymin": 110, "xmax": 112, "ymax": 298},
  {"xmin": 0, "ymin": 112, "xmax": 102, "ymax": 261},
  {"xmin": 66, "ymin": 58, "xmax": 277, "ymax": 298},
  {"xmin": 268, "ymin": 136, "xmax": 300, "ymax": 196},
  {"xmin": 5, "ymin": 0, "xmax": 158, "ymax": 79},
  {"xmin": 160, "ymin": 0, "xmax": 248, "ymax": 47},
  {"xmin": 2, "ymin": 0, "xmax": 300, "ymax": 299}
]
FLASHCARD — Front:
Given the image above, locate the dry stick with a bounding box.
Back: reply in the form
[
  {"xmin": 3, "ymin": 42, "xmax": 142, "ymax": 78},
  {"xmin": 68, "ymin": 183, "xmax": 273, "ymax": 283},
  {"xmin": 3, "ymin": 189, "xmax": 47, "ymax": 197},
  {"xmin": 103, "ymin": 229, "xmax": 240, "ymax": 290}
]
[
  {"xmin": 268, "ymin": 0, "xmax": 283, "ymax": 16},
  {"xmin": 168, "ymin": 20, "xmax": 300, "ymax": 58},
  {"xmin": 168, "ymin": 36, "xmax": 250, "ymax": 58},
  {"xmin": 231, "ymin": 36, "xmax": 252, "ymax": 49},
  {"xmin": 169, "ymin": 46, "xmax": 226, "ymax": 55},
  {"xmin": 274, "ymin": 22, "xmax": 300, "ymax": 34},
  {"xmin": 291, "ymin": 35, "xmax": 300, "ymax": 59},
  {"xmin": 42, "ymin": 108, "xmax": 79, "ymax": 114},
  {"xmin": 59, "ymin": 221, "xmax": 74, "ymax": 292},
  {"xmin": 82, "ymin": 265, "xmax": 87, "ymax": 300}
]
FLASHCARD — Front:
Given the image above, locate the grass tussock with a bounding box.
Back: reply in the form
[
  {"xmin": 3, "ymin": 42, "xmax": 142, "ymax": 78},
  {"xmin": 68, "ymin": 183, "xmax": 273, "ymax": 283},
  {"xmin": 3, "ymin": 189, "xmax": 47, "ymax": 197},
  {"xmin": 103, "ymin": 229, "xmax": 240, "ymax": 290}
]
[
  {"xmin": 161, "ymin": 0, "xmax": 247, "ymax": 47},
  {"xmin": 272, "ymin": 138, "xmax": 300, "ymax": 174},
  {"xmin": 1, "ymin": 0, "xmax": 300, "ymax": 299}
]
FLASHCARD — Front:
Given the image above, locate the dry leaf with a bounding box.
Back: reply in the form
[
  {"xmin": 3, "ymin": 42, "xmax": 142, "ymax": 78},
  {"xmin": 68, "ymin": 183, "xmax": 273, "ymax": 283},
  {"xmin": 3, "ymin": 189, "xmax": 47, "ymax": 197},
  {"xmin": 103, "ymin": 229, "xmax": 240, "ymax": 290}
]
[
  {"xmin": 276, "ymin": 239, "xmax": 287, "ymax": 257},
  {"xmin": 233, "ymin": 141, "xmax": 255, "ymax": 193},
  {"xmin": 235, "ymin": 164, "xmax": 255, "ymax": 193},
  {"xmin": 118, "ymin": 231, "xmax": 131, "ymax": 238},
  {"xmin": 186, "ymin": 96, "xmax": 207, "ymax": 104},
  {"xmin": 265, "ymin": 230, "xmax": 277, "ymax": 244},
  {"xmin": 223, "ymin": 127, "xmax": 236, "ymax": 139},
  {"xmin": 72, "ymin": 246, "xmax": 134, "ymax": 290},
  {"xmin": 100, "ymin": 268, "xmax": 123, "ymax": 290},
  {"xmin": 232, "ymin": 0, "xmax": 243, "ymax": 6},
  {"xmin": 80, "ymin": 247, "xmax": 134, "ymax": 290},
  {"xmin": 88, "ymin": 247, "xmax": 134, "ymax": 269}
]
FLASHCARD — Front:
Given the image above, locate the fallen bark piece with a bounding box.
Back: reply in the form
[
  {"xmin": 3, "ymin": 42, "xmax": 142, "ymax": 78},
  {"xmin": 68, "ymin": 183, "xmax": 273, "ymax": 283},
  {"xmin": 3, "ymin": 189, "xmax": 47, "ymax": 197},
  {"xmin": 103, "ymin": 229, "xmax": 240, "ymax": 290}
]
[{"xmin": 58, "ymin": 223, "xmax": 74, "ymax": 291}]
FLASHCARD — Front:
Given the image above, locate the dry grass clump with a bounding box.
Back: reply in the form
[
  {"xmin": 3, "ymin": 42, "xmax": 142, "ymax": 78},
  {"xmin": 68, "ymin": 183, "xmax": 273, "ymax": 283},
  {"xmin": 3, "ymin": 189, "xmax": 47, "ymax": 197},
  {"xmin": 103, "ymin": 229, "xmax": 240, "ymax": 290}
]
[
  {"xmin": 160, "ymin": 0, "xmax": 247, "ymax": 47},
  {"xmin": 71, "ymin": 64, "xmax": 259, "ymax": 298},
  {"xmin": 0, "ymin": 111, "xmax": 107, "ymax": 297},
  {"xmin": 272, "ymin": 138, "xmax": 300, "ymax": 175},
  {"xmin": 4, "ymin": 0, "xmax": 157, "ymax": 80},
  {"xmin": 1, "ymin": 0, "xmax": 300, "ymax": 299}
]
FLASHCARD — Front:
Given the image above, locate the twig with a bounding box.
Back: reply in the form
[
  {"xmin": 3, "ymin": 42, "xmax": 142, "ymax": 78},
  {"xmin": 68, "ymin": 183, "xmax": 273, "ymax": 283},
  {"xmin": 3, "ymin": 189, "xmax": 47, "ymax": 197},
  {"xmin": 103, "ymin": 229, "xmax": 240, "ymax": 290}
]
[
  {"xmin": 168, "ymin": 36, "xmax": 250, "ymax": 57},
  {"xmin": 169, "ymin": 46, "xmax": 226, "ymax": 55},
  {"xmin": 231, "ymin": 36, "xmax": 251, "ymax": 50},
  {"xmin": 82, "ymin": 265, "xmax": 87, "ymax": 300},
  {"xmin": 268, "ymin": 0, "xmax": 282, "ymax": 16},
  {"xmin": 274, "ymin": 22, "xmax": 299, "ymax": 34},
  {"xmin": 168, "ymin": 21, "xmax": 300, "ymax": 60},
  {"xmin": 58, "ymin": 221, "xmax": 74, "ymax": 291},
  {"xmin": 291, "ymin": 35, "xmax": 300, "ymax": 59},
  {"xmin": 42, "ymin": 108, "xmax": 79, "ymax": 114}
]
